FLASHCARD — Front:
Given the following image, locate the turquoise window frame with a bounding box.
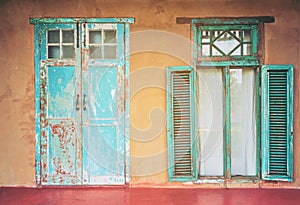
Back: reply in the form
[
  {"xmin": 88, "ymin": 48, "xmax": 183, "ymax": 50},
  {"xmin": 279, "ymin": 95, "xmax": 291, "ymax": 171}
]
[
  {"xmin": 166, "ymin": 16, "xmax": 293, "ymax": 183},
  {"xmin": 195, "ymin": 65, "xmax": 261, "ymax": 182},
  {"xmin": 191, "ymin": 19, "xmax": 262, "ymax": 181},
  {"xmin": 197, "ymin": 25, "xmax": 258, "ymax": 63}
]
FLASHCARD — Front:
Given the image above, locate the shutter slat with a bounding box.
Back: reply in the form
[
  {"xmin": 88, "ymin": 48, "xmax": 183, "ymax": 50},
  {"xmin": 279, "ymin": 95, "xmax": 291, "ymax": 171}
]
[
  {"xmin": 268, "ymin": 71, "xmax": 288, "ymax": 176},
  {"xmin": 173, "ymin": 71, "xmax": 192, "ymax": 177}
]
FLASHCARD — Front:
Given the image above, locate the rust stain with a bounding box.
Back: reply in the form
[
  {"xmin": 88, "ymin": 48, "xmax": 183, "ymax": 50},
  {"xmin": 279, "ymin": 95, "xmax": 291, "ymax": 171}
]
[
  {"xmin": 71, "ymin": 179, "xmax": 76, "ymax": 184},
  {"xmin": 49, "ymin": 121, "xmax": 75, "ymax": 177},
  {"xmin": 67, "ymin": 155, "xmax": 73, "ymax": 169},
  {"xmin": 42, "ymin": 162, "xmax": 47, "ymax": 170},
  {"xmin": 59, "ymin": 176, "xmax": 64, "ymax": 183},
  {"xmin": 41, "ymin": 176, "xmax": 47, "ymax": 183},
  {"xmin": 53, "ymin": 157, "xmax": 68, "ymax": 175},
  {"xmin": 50, "ymin": 121, "xmax": 75, "ymax": 153}
]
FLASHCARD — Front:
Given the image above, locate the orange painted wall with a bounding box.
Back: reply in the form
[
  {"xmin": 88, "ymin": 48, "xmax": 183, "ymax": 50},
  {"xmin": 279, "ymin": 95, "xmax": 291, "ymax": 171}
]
[{"xmin": 0, "ymin": 0, "xmax": 299, "ymax": 187}]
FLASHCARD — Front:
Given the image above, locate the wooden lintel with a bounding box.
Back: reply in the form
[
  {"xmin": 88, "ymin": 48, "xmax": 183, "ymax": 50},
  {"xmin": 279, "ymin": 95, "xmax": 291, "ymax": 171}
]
[{"xmin": 176, "ymin": 16, "xmax": 275, "ymax": 25}]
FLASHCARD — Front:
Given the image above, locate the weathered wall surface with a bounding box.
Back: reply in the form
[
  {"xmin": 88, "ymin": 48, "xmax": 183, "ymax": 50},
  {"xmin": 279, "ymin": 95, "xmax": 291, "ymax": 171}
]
[{"xmin": 0, "ymin": 0, "xmax": 299, "ymax": 187}]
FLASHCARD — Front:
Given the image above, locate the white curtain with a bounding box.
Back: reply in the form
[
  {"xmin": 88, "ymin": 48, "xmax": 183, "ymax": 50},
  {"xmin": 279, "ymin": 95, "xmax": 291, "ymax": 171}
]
[
  {"xmin": 230, "ymin": 69, "xmax": 256, "ymax": 176},
  {"xmin": 197, "ymin": 68, "xmax": 224, "ymax": 176},
  {"xmin": 197, "ymin": 68, "xmax": 256, "ymax": 177}
]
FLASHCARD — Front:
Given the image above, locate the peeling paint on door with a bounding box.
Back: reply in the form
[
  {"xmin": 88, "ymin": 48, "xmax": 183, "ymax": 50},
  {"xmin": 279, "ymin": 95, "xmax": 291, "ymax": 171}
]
[{"xmin": 31, "ymin": 18, "xmax": 133, "ymax": 186}]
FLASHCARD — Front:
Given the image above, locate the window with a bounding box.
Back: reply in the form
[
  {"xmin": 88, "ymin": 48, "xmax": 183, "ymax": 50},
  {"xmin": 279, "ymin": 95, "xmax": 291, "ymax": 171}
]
[
  {"xmin": 199, "ymin": 25, "xmax": 257, "ymax": 57},
  {"xmin": 47, "ymin": 29, "xmax": 75, "ymax": 59},
  {"xmin": 88, "ymin": 24, "xmax": 118, "ymax": 59},
  {"xmin": 167, "ymin": 17, "xmax": 294, "ymax": 182}
]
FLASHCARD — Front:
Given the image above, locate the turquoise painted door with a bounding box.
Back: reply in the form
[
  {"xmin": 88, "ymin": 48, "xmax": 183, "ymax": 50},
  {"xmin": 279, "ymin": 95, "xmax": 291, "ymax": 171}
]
[
  {"xmin": 38, "ymin": 23, "xmax": 82, "ymax": 185},
  {"xmin": 82, "ymin": 23, "xmax": 125, "ymax": 185},
  {"xmin": 36, "ymin": 21, "xmax": 126, "ymax": 185}
]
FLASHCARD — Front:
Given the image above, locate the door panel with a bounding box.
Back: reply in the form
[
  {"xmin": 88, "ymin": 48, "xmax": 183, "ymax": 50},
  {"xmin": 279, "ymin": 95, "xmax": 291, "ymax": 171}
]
[
  {"xmin": 47, "ymin": 66, "xmax": 75, "ymax": 118},
  {"xmin": 39, "ymin": 23, "xmax": 81, "ymax": 185},
  {"xmin": 48, "ymin": 120, "xmax": 77, "ymax": 184},
  {"xmin": 40, "ymin": 64, "xmax": 80, "ymax": 185},
  {"xmin": 82, "ymin": 23, "xmax": 125, "ymax": 185},
  {"xmin": 88, "ymin": 67, "xmax": 118, "ymax": 120},
  {"xmin": 82, "ymin": 66, "xmax": 124, "ymax": 184}
]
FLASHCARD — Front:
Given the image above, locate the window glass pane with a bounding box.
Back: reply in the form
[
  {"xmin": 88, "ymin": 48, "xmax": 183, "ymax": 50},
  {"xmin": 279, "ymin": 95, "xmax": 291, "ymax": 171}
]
[
  {"xmin": 201, "ymin": 31, "xmax": 210, "ymax": 43},
  {"xmin": 48, "ymin": 30, "xmax": 59, "ymax": 43},
  {"xmin": 89, "ymin": 46, "xmax": 102, "ymax": 59},
  {"xmin": 62, "ymin": 30, "xmax": 74, "ymax": 43},
  {"xmin": 243, "ymin": 44, "xmax": 252, "ymax": 56},
  {"xmin": 62, "ymin": 46, "xmax": 74, "ymax": 58},
  {"xmin": 230, "ymin": 68, "xmax": 256, "ymax": 176},
  {"xmin": 243, "ymin": 30, "xmax": 252, "ymax": 42},
  {"xmin": 213, "ymin": 32, "xmax": 240, "ymax": 56},
  {"xmin": 48, "ymin": 46, "xmax": 60, "ymax": 58},
  {"xmin": 104, "ymin": 30, "xmax": 116, "ymax": 43},
  {"xmin": 201, "ymin": 45, "xmax": 210, "ymax": 56},
  {"xmin": 212, "ymin": 47, "xmax": 223, "ymax": 56},
  {"xmin": 230, "ymin": 45, "xmax": 241, "ymax": 56},
  {"xmin": 104, "ymin": 45, "xmax": 117, "ymax": 59},
  {"xmin": 89, "ymin": 31, "xmax": 102, "ymax": 44},
  {"xmin": 197, "ymin": 68, "xmax": 224, "ymax": 176}
]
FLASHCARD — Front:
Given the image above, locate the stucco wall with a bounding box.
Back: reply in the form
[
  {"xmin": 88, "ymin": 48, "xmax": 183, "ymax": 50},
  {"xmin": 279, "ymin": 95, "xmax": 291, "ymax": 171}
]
[{"xmin": 0, "ymin": 0, "xmax": 299, "ymax": 187}]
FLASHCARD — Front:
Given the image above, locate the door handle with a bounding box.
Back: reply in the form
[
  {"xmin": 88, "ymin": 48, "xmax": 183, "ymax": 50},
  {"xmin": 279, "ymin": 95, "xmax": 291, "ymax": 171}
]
[
  {"xmin": 75, "ymin": 94, "xmax": 80, "ymax": 111},
  {"xmin": 83, "ymin": 94, "xmax": 87, "ymax": 111}
]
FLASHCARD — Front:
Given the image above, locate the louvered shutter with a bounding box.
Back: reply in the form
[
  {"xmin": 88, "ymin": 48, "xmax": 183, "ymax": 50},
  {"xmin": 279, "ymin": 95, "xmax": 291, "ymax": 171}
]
[
  {"xmin": 167, "ymin": 66, "xmax": 197, "ymax": 182},
  {"xmin": 261, "ymin": 65, "xmax": 294, "ymax": 181}
]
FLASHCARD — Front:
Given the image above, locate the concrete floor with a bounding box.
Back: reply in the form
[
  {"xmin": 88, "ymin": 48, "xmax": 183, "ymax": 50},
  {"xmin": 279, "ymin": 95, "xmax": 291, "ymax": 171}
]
[{"xmin": 1, "ymin": 187, "xmax": 300, "ymax": 205}]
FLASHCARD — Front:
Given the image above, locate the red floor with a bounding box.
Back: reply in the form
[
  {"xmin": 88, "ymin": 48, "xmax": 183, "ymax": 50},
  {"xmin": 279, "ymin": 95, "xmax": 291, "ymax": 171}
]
[{"xmin": 1, "ymin": 187, "xmax": 300, "ymax": 205}]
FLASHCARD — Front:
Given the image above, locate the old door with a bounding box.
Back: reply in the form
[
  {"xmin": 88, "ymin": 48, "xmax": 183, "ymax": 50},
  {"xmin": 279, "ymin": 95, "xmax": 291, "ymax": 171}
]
[
  {"xmin": 33, "ymin": 19, "xmax": 131, "ymax": 185},
  {"xmin": 38, "ymin": 23, "xmax": 82, "ymax": 185},
  {"xmin": 82, "ymin": 23, "xmax": 125, "ymax": 185}
]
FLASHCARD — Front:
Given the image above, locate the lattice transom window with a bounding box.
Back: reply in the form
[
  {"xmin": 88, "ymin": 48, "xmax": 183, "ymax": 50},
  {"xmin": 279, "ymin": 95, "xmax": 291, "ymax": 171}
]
[{"xmin": 199, "ymin": 25, "xmax": 257, "ymax": 58}]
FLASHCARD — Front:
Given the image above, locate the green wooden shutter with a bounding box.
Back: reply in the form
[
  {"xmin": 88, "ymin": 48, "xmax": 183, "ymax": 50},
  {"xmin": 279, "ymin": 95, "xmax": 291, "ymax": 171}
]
[
  {"xmin": 261, "ymin": 65, "xmax": 294, "ymax": 181},
  {"xmin": 167, "ymin": 66, "xmax": 197, "ymax": 182}
]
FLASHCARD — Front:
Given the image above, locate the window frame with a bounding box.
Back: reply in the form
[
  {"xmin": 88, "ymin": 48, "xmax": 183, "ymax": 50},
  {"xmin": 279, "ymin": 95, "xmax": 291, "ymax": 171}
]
[
  {"xmin": 192, "ymin": 19, "xmax": 263, "ymax": 182},
  {"xmin": 195, "ymin": 65, "xmax": 261, "ymax": 182},
  {"xmin": 167, "ymin": 16, "xmax": 295, "ymax": 183},
  {"xmin": 197, "ymin": 25, "xmax": 258, "ymax": 61}
]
